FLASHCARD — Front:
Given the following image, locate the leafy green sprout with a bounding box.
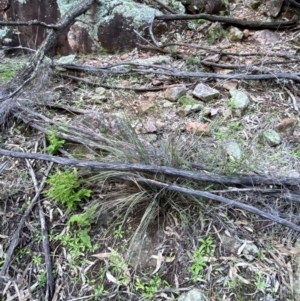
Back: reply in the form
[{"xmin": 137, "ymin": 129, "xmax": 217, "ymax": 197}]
[
  {"xmin": 135, "ymin": 274, "xmax": 170, "ymax": 300},
  {"xmin": 37, "ymin": 271, "xmax": 47, "ymax": 288},
  {"xmin": 254, "ymin": 272, "xmax": 267, "ymax": 292},
  {"xmin": 55, "ymin": 229, "xmax": 93, "ymax": 264},
  {"xmin": 46, "ymin": 130, "xmax": 65, "ymax": 155},
  {"xmin": 190, "ymin": 236, "xmax": 215, "ymax": 281},
  {"xmin": 113, "ymin": 225, "xmax": 125, "ymax": 239},
  {"xmin": 45, "ymin": 168, "xmax": 91, "ymax": 211},
  {"xmin": 32, "ymin": 254, "xmax": 42, "ymax": 266}
]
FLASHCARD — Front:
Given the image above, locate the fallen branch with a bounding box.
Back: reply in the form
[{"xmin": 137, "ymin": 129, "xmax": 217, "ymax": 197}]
[
  {"xmin": 155, "ymin": 13, "xmax": 298, "ymax": 29},
  {"xmin": 61, "ymin": 74, "xmax": 166, "ymax": 91},
  {"xmin": 60, "ymin": 63, "xmax": 300, "ymax": 82},
  {"xmin": 0, "ymin": 148, "xmax": 300, "ymax": 186},
  {"xmin": 134, "ymin": 177, "xmax": 300, "ymax": 231}
]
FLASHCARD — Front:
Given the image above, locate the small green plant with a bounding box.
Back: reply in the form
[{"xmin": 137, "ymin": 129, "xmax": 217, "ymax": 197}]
[
  {"xmin": 56, "ymin": 229, "xmax": 93, "ymax": 263},
  {"xmin": 170, "ymin": 47, "xmax": 178, "ymax": 58},
  {"xmin": 254, "ymin": 272, "xmax": 267, "ymax": 292},
  {"xmin": 37, "ymin": 271, "xmax": 47, "ymax": 288},
  {"xmin": 45, "ymin": 169, "xmax": 91, "ymax": 211},
  {"xmin": 0, "ymin": 68, "xmax": 16, "ymax": 82},
  {"xmin": 32, "ymin": 254, "xmax": 42, "ymax": 266},
  {"xmin": 46, "ymin": 130, "xmax": 65, "ymax": 154},
  {"xmin": 135, "ymin": 274, "xmax": 170, "ymax": 300},
  {"xmin": 94, "ymin": 284, "xmax": 108, "ymax": 298},
  {"xmin": 208, "ymin": 28, "xmax": 227, "ymax": 44},
  {"xmin": 113, "ymin": 225, "xmax": 124, "ymax": 239},
  {"xmin": 194, "ymin": 19, "xmax": 207, "ymax": 25},
  {"xmin": 190, "ymin": 236, "xmax": 215, "ymax": 281},
  {"xmin": 291, "ymin": 146, "xmax": 300, "ymax": 159},
  {"xmin": 68, "ymin": 205, "xmax": 97, "ymax": 227},
  {"xmin": 107, "ymin": 249, "xmax": 131, "ymax": 285}
]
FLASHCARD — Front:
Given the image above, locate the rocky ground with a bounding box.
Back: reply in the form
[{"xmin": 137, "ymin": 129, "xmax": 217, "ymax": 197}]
[{"xmin": 1, "ymin": 1, "xmax": 300, "ymax": 301}]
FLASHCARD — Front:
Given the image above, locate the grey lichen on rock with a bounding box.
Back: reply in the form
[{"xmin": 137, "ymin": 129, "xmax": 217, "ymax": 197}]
[
  {"xmin": 229, "ymin": 89, "xmax": 250, "ymax": 117},
  {"xmin": 178, "ymin": 288, "xmax": 207, "ymax": 301},
  {"xmin": 193, "ymin": 83, "xmax": 219, "ymax": 102},
  {"xmin": 227, "ymin": 27, "xmax": 244, "ymax": 42},
  {"xmin": 224, "ymin": 141, "xmax": 242, "ymax": 161},
  {"xmin": 261, "ymin": 129, "xmax": 281, "ymax": 146}
]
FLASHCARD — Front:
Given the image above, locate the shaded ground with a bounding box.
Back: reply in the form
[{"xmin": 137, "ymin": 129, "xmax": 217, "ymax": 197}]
[{"xmin": 1, "ymin": 1, "xmax": 300, "ymax": 301}]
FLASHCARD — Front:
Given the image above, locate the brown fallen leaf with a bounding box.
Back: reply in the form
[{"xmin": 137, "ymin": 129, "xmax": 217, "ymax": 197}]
[{"xmin": 185, "ymin": 122, "xmax": 209, "ymax": 134}]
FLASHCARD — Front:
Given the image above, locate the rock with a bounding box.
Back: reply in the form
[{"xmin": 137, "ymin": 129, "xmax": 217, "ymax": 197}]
[
  {"xmin": 229, "ymin": 89, "xmax": 250, "ymax": 116},
  {"xmin": 169, "ymin": 0, "xmax": 186, "ymax": 13},
  {"xmin": 276, "ymin": 118, "xmax": 298, "ymax": 136},
  {"xmin": 55, "ymin": 54, "xmax": 76, "ymax": 65},
  {"xmin": 164, "ymin": 85, "xmax": 188, "ymax": 102},
  {"xmin": 224, "ymin": 141, "xmax": 242, "ymax": 161},
  {"xmin": 193, "ymin": 83, "xmax": 219, "ymax": 102},
  {"xmin": 68, "ymin": 24, "xmax": 93, "ymax": 54},
  {"xmin": 243, "ymin": 29, "xmax": 250, "ymax": 38},
  {"xmin": 144, "ymin": 119, "xmax": 157, "ymax": 133},
  {"xmin": 0, "ymin": 0, "xmax": 70, "ymax": 55},
  {"xmin": 131, "ymin": 55, "xmax": 172, "ymax": 65},
  {"xmin": 186, "ymin": 0, "xmax": 206, "ymax": 13},
  {"xmin": 254, "ymin": 30, "xmax": 281, "ymax": 44},
  {"xmin": 205, "ymin": 0, "xmax": 227, "ymax": 14},
  {"xmin": 244, "ymin": 0, "xmax": 261, "ymax": 8},
  {"xmin": 0, "ymin": 0, "xmax": 166, "ymax": 55},
  {"xmin": 242, "ymin": 242, "xmax": 259, "ymax": 261},
  {"xmin": 207, "ymin": 22, "xmax": 226, "ymax": 44},
  {"xmin": 178, "ymin": 288, "xmax": 206, "ymax": 301},
  {"xmin": 97, "ymin": 1, "xmax": 165, "ymax": 53},
  {"xmin": 95, "ymin": 87, "xmax": 106, "ymax": 95},
  {"xmin": 227, "ymin": 27, "xmax": 244, "ymax": 42},
  {"xmin": 262, "ymin": 0, "xmax": 284, "ymax": 17},
  {"xmin": 261, "ymin": 129, "xmax": 281, "ymax": 146},
  {"xmin": 221, "ymin": 235, "xmax": 242, "ymax": 255},
  {"xmin": 177, "ymin": 104, "xmax": 203, "ymax": 116}
]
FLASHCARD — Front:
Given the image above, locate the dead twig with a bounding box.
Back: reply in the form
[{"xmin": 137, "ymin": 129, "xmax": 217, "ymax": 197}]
[{"xmin": 26, "ymin": 159, "xmax": 55, "ymax": 300}]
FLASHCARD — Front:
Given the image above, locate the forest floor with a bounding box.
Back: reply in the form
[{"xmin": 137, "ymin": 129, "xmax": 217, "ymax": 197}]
[{"xmin": 1, "ymin": 1, "xmax": 300, "ymax": 301}]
